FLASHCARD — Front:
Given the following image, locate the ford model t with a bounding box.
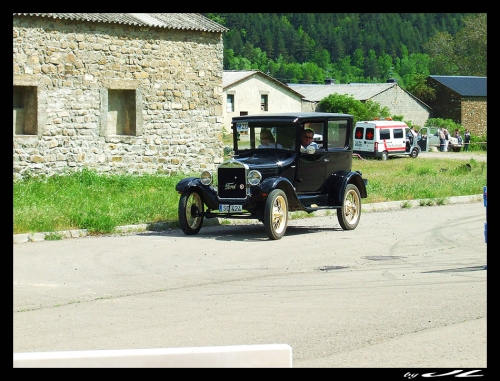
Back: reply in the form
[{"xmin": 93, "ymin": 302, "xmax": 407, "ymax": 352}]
[{"xmin": 175, "ymin": 112, "xmax": 368, "ymax": 240}]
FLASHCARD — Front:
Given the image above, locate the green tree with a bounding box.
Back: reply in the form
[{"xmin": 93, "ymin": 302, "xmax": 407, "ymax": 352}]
[
  {"xmin": 317, "ymin": 93, "xmax": 390, "ymax": 124},
  {"xmin": 454, "ymin": 13, "xmax": 487, "ymax": 75},
  {"xmin": 406, "ymin": 73, "xmax": 436, "ymax": 104},
  {"xmin": 424, "ymin": 13, "xmax": 486, "ymax": 76}
]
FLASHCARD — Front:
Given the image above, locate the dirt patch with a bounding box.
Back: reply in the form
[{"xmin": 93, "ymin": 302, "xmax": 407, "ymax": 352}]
[{"xmin": 418, "ymin": 151, "xmax": 487, "ymax": 162}]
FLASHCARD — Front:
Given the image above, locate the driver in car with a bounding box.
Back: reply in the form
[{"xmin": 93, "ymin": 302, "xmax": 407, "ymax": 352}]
[{"xmin": 296, "ymin": 128, "xmax": 319, "ymax": 150}]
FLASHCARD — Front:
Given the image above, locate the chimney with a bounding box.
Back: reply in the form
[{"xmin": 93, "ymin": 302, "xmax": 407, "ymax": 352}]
[
  {"xmin": 324, "ymin": 78, "xmax": 335, "ymax": 85},
  {"xmin": 387, "ymin": 78, "xmax": 397, "ymax": 83}
]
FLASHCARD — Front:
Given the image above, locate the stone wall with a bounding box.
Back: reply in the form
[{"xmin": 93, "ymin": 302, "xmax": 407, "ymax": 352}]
[
  {"xmin": 461, "ymin": 97, "xmax": 487, "ymax": 137},
  {"xmin": 13, "ymin": 16, "xmax": 225, "ymax": 180},
  {"xmin": 371, "ymin": 86, "xmax": 430, "ymax": 128}
]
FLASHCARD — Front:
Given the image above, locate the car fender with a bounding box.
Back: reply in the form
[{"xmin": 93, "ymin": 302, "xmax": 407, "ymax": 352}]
[
  {"xmin": 259, "ymin": 176, "xmax": 295, "ymax": 194},
  {"xmin": 175, "ymin": 177, "xmax": 219, "ymax": 210},
  {"xmin": 324, "ymin": 171, "xmax": 368, "ymax": 206},
  {"xmin": 258, "ymin": 176, "xmax": 302, "ymax": 205}
]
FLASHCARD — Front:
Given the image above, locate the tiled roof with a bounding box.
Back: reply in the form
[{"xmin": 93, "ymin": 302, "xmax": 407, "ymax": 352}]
[
  {"xmin": 287, "ymin": 83, "xmax": 397, "ymax": 102},
  {"xmin": 223, "ymin": 70, "xmax": 304, "ymax": 98},
  {"xmin": 13, "ymin": 13, "xmax": 228, "ymax": 33},
  {"xmin": 429, "ymin": 76, "xmax": 487, "ymax": 97},
  {"xmin": 223, "ymin": 70, "xmax": 257, "ymax": 87}
]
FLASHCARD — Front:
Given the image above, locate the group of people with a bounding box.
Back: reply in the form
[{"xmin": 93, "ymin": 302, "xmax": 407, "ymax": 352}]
[{"xmin": 437, "ymin": 127, "xmax": 471, "ymax": 152}]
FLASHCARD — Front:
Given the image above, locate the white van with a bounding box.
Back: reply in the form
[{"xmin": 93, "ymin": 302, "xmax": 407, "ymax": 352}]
[{"xmin": 353, "ymin": 119, "xmax": 420, "ymax": 160}]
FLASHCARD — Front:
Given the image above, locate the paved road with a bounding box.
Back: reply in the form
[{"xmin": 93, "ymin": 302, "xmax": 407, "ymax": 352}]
[
  {"xmin": 13, "ymin": 202, "xmax": 487, "ymax": 368},
  {"xmin": 416, "ymin": 150, "xmax": 486, "ymax": 161}
]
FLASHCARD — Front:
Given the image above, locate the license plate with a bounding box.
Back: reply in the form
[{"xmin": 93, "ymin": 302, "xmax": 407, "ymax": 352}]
[
  {"xmin": 219, "ymin": 204, "xmax": 242, "ymax": 212},
  {"xmin": 355, "ymin": 141, "xmax": 362, "ymax": 147}
]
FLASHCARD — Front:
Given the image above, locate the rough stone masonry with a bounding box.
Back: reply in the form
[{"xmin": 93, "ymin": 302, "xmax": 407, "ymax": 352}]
[{"xmin": 13, "ymin": 15, "xmax": 225, "ymax": 180}]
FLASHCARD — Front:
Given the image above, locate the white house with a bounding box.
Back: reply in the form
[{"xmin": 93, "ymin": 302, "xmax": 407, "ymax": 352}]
[{"xmin": 223, "ymin": 70, "xmax": 304, "ymax": 132}]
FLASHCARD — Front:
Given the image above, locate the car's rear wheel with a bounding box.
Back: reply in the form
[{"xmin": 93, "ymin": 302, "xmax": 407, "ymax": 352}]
[
  {"xmin": 264, "ymin": 189, "xmax": 288, "ymax": 240},
  {"xmin": 380, "ymin": 151, "xmax": 388, "ymax": 161},
  {"xmin": 337, "ymin": 184, "xmax": 361, "ymax": 230},
  {"xmin": 178, "ymin": 189, "xmax": 204, "ymax": 235}
]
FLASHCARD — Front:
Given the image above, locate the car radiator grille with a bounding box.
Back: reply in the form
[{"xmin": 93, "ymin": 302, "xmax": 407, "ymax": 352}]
[{"xmin": 218, "ymin": 167, "xmax": 247, "ymax": 199}]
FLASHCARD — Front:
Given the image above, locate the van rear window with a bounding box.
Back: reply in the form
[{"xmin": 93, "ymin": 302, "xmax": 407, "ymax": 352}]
[
  {"xmin": 365, "ymin": 128, "xmax": 374, "ymax": 140},
  {"xmin": 354, "ymin": 127, "xmax": 364, "ymax": 139},
  {"xmin": 355, "ymin": 127, "xmax": 375, "ymax": 140}
]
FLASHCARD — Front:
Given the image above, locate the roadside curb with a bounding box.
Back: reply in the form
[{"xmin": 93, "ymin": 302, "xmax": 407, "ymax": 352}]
[{"xmin": 13, "ymin": 194, "xmax": 483, "ymax": 244}]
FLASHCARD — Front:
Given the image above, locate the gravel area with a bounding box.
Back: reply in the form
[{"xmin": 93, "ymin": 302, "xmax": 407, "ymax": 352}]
[{"xmin": 418, "ymin": 150, "xmax": 486, "ymax": 161}]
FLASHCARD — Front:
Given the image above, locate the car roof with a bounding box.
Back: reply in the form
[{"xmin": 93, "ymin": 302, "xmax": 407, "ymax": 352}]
[
  {"xmin": 356, "ymin": 120, "xmax": 408, "ymax": 127},
  {"xmin": 232, "ymin": 112, "xmax": 352, "ymax": 124}
]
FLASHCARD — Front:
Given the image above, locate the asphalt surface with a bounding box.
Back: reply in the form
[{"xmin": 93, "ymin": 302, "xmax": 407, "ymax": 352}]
[{"xmin": 13, "ymin": 201, "xmax": 487, "ymax": 368}]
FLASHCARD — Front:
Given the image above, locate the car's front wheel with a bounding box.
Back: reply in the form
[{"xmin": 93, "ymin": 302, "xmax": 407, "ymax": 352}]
[
  {"xmin": 178, "ymin": 189, "xmax": 204, "ymax": 235},
  {"xmin": 410, "ymin": 147, "xmax": 419, "ymax": 158},
  {"xmin": 337, "ymin": 184, "xmax": 361, "ymax": 230},
  {"xmin": 264, "ymin": 189, "xmax": 288, "ymax": 240}
]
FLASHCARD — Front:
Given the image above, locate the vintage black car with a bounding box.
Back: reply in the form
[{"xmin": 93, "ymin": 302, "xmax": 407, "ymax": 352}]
[{"xmin": 175, "ymin": 112, "xmax": 368, "ymax": 240}]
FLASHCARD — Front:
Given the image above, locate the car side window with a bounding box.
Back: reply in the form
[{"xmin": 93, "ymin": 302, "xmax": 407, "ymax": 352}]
[
  {"xmin": 327, "ymin": 120, "xmax": 348, "ymax": 149},
  {"xmin": 393, "ymin": 129, "xmax": 404, "ymax": 139},
  {"xmin": 380, "ymin": 129, "xmax": 390, "ymax": 140}
]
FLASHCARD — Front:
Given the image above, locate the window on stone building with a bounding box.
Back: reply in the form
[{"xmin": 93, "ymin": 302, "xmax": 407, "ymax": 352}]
[
  {"xmin": 227, "ymin": 94, "xmax": 234, "ymax": 112},
  {"xmin": 261, "ymin": 94, "xmax": 268, "ymax": 111},
  {"xmin": 107, "ymin": 89, "xmax": 136, "ymax": 135},
  {"xmin": 13, "ymin": 86, "xmax": 38, "ymax": 135}
]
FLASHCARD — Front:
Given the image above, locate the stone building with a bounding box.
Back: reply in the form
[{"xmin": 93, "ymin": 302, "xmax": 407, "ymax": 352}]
[
  {"xmin": 13, "ymin": 13, "xmax": 228, "ymax": 179},
  {"xmin": 288, "ymin": 79, "xmax": 431, "ymax": 128},
  {"xmin": 425, "ymin": 75, "xmax": 487, "ymax": 137}
]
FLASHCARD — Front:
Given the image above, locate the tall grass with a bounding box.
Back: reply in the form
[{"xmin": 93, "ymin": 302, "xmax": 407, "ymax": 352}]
[
  {"xmin": 14, "ymin": 169, "xmax": 185, "ymax": 234},
  {"xmin": 353, "ymin": 156, "xmax": 486, "ymax": 203},
  {"xmin": 13, "ymin": 156, "xmax": 486, "ymax": 235}
]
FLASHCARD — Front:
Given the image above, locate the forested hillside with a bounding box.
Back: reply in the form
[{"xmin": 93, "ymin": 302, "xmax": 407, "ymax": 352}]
[{"xmin": 203, "ymin": 13, "xmax": 486, "ymax": 101}]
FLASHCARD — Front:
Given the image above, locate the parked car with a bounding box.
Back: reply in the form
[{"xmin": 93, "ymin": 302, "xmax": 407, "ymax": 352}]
[
  {"xmin": 175, "ymin": 112, "xmax": 368, "ymax": 240},
  {"xmin": 427, "ymin": 127, "xmax": 463, "ymax": 152}
]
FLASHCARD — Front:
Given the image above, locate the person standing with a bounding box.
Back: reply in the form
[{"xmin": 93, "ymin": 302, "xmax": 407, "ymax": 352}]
[
  {"xmin": 409, "ymin": 126, "xmax": 418, "ymax": 145},
  {"xmin": 463, "ymin": 129, "xmax": 471, "ymax": 152},
  {"xmin": 443, "ymin": 127, "xmax": 450, "ymax": 152},
  {"xmin": 438, "ymin": 127, "xmax": 446, "ymax": 152}
]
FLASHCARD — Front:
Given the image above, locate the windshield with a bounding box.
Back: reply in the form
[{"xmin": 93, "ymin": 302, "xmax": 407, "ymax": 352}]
[{"xmin": 234, "ymin": 122, "xmax": 297, "ymax": 151}]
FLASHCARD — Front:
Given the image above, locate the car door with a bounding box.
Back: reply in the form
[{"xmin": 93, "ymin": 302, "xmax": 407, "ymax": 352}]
[
  {"xmin": 295, "ymin": 121, "xmax": 327, "ymax": 192},
  {"xmin": 324, "ymin": 119, "xmax": 351, "ymax": 178}
]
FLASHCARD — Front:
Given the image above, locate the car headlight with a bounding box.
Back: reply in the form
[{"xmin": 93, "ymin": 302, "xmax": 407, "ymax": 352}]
[
  {"xmin": 247, "ymin": 170, "xmax": 262, "ymax": 186},
  {"xmin": 200, "ymin": 171, "xmax": 212, "ymax": 185}
]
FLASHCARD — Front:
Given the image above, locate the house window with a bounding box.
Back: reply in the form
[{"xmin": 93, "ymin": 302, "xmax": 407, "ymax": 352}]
[
  {"xmin": 13, "ymin": 86, "xmax": 38, "ymax": 135},
  {"xmin": 227, "ymin": 94, "xmax": 234, "ymax": 112},
  {"xmin": 107, "ymin": 89, "xmax": 136, "ymax": 135},
  {"xmin": 261, "ymin": 94, "xmax": 268, "ymax": 111}
]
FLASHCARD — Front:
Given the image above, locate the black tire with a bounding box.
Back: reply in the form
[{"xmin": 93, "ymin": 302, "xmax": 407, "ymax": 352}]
[
  {"xmin": 452, "ymin": 146, "xmax": 461, "ymax": 152},
  {"xmin": 264, "ymin": 189, "xmax": 288, "ymax": 240},
  {"xmin": 178, "ymin": 189, "xmax": 204, "ymax": 235},
  {"xmin": 410, "ymin": 147, "xmax": 419, "ymax": 158},
  {"xmin": 380, "ymin": 151, "xmax": 388, "ymax": 161},
  {"xmin": 337, "ymin": 184, "xmax": 361, "ymax": 230}
]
